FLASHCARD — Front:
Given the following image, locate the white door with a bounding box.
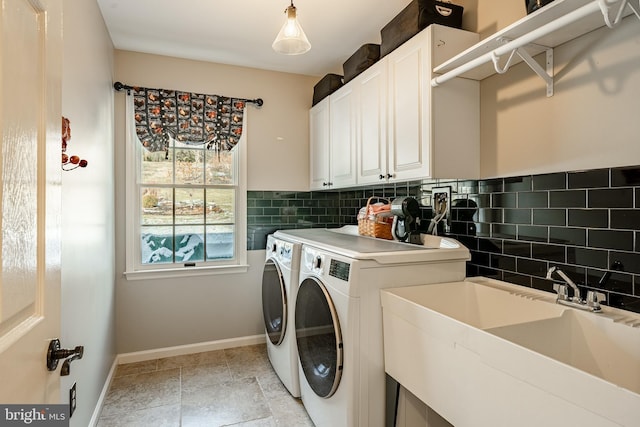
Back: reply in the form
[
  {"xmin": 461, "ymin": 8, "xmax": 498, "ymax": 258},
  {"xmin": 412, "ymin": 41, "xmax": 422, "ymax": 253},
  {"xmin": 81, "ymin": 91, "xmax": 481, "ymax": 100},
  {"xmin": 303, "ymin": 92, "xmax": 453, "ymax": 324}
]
[{"xmin": 0, "ymin": 0, "xmax": 63, "ymax": 403}]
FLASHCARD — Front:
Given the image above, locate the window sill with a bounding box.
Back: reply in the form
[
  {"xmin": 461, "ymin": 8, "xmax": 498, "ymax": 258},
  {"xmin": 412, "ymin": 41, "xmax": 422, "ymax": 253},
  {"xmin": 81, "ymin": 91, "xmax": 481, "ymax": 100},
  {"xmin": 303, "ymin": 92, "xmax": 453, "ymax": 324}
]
[{"xmin": 124, "ymin": 264, "xmax": 250, "ymax": 281}]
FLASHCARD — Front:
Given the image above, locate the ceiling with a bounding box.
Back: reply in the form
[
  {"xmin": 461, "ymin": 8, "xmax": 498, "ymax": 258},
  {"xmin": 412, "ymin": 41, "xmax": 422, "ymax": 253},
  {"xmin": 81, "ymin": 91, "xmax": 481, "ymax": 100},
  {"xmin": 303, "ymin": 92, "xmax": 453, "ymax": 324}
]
[{"xmin": 97, "ymin": 0, "xmax": 414, "ymax": 77}]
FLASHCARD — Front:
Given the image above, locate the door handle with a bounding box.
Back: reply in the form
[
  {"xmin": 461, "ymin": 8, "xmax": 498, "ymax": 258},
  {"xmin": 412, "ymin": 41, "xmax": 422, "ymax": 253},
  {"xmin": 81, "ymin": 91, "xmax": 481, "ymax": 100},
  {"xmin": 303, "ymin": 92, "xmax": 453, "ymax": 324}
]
[{"xmin": 47, "ymin": 339, "xmax": 84, "ymax": 374}]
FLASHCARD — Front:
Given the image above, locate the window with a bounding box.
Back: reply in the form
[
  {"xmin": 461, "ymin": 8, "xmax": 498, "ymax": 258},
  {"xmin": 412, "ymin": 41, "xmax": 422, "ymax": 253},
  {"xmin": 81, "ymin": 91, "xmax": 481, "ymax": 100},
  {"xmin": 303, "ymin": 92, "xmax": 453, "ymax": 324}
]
[{"xmin": 124, "ymin": 94, "xmax": 247, "ymax": 279}]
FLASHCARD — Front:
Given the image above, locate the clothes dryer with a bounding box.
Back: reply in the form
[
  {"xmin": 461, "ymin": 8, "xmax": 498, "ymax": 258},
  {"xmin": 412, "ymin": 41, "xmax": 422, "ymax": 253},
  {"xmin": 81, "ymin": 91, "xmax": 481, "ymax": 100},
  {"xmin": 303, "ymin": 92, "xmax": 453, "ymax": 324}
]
[
  {"xmin": 261, "ymin": 234, "xmax": 301, "ymax": 397},
  {"xmin": 277, "ymin": 228, "xmax": 469, "ymax": 427}
]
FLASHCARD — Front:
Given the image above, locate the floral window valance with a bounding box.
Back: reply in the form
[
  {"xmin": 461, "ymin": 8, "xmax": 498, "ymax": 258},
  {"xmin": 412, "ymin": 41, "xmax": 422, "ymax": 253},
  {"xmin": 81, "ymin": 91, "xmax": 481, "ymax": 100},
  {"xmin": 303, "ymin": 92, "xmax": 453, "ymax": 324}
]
[{"xmin": 131, "ymin": 86, "xmax": 249, "ymax": 153}]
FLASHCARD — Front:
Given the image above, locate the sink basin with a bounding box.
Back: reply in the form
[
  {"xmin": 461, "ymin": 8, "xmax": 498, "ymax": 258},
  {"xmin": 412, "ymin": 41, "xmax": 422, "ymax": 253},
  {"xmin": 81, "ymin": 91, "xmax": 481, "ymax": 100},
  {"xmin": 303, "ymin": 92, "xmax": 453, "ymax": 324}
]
[
  {"xmin": 487, "ymin": 309, "xmax": 640, "ymax": 395},
  {"xmin": 381, "ymin": 277, "xmax": 640, "ymax": 427},
  {"xmin": 384, "ymin": 279, "xmax": 564, "ymax": 330}
]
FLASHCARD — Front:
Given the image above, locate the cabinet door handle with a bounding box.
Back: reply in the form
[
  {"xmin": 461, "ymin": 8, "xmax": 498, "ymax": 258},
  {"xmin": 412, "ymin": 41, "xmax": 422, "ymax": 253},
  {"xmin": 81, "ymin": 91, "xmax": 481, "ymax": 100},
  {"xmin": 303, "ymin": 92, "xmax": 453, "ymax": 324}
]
[
  {"xmin": 387, "ymin": 173, "xmax": 394, "ymax": 179},
  {"xmin": 322, "ymin": 182, "xmax": 329, "ymax": 186},
  {"xmin": 379, "ymin": 174, "xmax": 385, "ymax": 180}
]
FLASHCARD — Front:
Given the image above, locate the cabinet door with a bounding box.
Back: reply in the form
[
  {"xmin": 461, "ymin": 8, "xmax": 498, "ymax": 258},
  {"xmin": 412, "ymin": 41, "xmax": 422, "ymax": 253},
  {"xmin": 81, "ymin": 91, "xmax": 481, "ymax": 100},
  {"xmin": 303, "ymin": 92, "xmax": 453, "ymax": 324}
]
[
  {"xmin": 387, "ymin": 31, "xmax": 431, "ymax": 181},
  {"xmin": 309, "ymin": 98, "xmax": 331, "ymax": 190},
  {"xmin": 357, "ymin": 60, "xmax": 388, "ymax": 185},
  {"xmin": 329, "ymin": 85, "xmax": 357, "ymax": 188}
]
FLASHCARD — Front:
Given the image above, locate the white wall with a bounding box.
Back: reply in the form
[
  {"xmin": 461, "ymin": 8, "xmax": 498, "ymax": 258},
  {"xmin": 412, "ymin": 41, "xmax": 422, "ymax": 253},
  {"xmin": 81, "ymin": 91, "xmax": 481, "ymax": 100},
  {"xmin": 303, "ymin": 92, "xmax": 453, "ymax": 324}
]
[
  {"xmin": 61, "ymin": 0, "xmax": 115, "ymax": 425},
  {"xmin": 470, "ymin": 3, "xmax": 640, "ymax": 178},
  {"xmin": 113, "ymin": 52, "xmax": 316, "ymax": 353}
]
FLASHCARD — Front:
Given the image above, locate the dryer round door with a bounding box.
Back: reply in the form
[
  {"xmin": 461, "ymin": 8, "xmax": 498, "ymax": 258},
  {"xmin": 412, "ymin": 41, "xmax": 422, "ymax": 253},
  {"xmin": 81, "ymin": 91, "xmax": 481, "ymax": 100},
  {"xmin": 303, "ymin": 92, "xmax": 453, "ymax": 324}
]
[
  {"xmin": 295, "ymin": 277, "xmax": 343, "ymax": 398},
  {"xmin": 262, "ymin": 258, "xmax": 287, "ymax": 345}
]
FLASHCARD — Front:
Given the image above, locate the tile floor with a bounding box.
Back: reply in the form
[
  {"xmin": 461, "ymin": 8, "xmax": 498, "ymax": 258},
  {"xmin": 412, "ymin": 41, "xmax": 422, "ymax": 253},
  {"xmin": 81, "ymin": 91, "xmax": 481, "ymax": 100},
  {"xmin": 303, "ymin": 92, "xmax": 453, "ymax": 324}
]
[{"xmin": 97, "ymin": 344, "xmax": 314, "ymax": 426}]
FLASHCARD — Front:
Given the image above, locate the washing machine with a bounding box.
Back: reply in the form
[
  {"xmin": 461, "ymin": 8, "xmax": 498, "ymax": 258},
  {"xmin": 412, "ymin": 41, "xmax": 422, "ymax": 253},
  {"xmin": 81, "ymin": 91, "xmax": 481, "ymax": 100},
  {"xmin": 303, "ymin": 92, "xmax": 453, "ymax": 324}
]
[
  {"xmin": 277, "ymin": 228, "xmax": 470, "ymax": 427},
  {"xmin": 261, "ymin": 234, "xmax": 302, "ymax": 397}
]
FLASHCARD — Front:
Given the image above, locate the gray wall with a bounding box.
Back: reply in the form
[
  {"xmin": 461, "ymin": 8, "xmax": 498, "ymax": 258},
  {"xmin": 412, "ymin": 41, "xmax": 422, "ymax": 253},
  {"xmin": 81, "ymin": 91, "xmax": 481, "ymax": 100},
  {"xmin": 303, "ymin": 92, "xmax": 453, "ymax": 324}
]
[
  {"xmin": 61, "ymin": 0, "xmax": 116, "ymax": 425},
  {"xmin": 113, "ymin": 53, "xmax": 316, "ymax": 353}
]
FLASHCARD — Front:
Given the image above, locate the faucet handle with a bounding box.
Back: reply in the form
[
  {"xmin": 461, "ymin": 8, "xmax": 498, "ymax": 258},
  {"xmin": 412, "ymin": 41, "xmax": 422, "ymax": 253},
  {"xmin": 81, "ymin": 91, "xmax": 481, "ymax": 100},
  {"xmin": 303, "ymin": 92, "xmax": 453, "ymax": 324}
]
[
  {"xmin": 586, "ymin": 290, "xmax": 606, "ymax": 308},
  {"xmin": 553, "ymin": 283, "xmax": 569, "ymax": 301}
]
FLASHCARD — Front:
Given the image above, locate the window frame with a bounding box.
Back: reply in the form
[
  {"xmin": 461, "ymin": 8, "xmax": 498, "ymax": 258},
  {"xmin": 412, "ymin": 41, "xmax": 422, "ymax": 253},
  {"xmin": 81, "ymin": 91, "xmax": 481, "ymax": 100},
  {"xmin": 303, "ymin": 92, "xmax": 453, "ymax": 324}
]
[{"xmin": 124, "ymin": 96, "xmax": 248, "ymax": 280}]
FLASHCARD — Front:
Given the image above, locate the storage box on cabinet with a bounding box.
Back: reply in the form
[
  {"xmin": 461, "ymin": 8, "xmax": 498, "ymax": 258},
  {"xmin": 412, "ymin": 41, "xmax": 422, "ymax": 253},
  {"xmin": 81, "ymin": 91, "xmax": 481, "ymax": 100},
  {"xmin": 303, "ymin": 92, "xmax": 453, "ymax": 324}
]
[
  {"xmin": 312, "ymin": 73, "xmax": 344, "ymax": 106},
  {"xmin": 380, "ymin": 0, "xmax": 464, "ymax": 58},
  {"xmin": 343, "ymin": 44, "xmax": 381, "ymax": 84}
]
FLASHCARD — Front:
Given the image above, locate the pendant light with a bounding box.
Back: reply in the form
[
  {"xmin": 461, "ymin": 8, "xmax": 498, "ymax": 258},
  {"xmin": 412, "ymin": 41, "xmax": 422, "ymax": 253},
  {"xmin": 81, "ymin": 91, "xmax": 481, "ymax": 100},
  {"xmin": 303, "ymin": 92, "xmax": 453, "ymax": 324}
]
[{"xmin": 272, "ymin": 1, "xmax": 311, "ymax": 55}]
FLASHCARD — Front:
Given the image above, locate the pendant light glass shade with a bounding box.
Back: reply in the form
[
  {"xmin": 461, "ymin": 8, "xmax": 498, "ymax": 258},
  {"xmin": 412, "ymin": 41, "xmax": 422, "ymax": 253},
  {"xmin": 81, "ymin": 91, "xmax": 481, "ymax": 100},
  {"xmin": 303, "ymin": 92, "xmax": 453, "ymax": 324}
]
[{"xmin": 272, "ymin": 2, "xmax": 311, "ymax": 55}]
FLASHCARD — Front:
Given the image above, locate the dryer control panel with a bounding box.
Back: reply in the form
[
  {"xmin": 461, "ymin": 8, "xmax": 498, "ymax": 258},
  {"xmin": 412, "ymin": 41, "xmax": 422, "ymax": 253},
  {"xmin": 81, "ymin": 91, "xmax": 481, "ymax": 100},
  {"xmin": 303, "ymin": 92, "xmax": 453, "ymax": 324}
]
[{"xmin": 329, "ymin": 259, "xmax": 350, "ymax": 281}]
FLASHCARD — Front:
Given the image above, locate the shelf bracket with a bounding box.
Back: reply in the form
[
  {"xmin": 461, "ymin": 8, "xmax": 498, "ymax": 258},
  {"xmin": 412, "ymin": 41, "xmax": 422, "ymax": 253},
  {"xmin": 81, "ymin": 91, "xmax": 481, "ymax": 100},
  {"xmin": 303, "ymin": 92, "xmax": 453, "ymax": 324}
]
[
  {"xmin": 599, "ymin": 0, "xmax": 640, "ymax": 28},
  {"xmin": 491, "ymin": 39, "xmax": 554, "ymax": 97},
  {"xmin": 518, "ymin": 47, "xmax": 554, "ymax": 97}
]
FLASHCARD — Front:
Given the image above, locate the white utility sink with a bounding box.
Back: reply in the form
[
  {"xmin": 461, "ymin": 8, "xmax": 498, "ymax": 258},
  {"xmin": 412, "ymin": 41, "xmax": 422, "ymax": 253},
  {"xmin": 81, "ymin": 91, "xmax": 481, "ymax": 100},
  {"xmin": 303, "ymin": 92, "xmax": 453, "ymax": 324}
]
[{"xmin": 381, "ymin": 277, "xmax": 640, "ymax": 427}]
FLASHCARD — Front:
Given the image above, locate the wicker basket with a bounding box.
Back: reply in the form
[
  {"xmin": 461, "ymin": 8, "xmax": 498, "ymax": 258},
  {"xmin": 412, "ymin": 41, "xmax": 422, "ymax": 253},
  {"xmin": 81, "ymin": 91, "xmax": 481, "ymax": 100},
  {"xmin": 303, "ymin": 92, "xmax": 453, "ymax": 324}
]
[{"xmin": 357, "ymin": 197, "xmax": 394, "ymax": 240}]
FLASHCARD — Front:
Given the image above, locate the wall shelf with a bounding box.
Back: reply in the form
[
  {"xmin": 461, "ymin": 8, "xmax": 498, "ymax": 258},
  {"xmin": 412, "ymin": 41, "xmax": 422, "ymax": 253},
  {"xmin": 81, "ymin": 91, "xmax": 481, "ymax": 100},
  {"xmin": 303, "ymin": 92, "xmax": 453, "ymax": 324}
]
[{"xmin": 431, "ymin": 0, "xmax": 640, "ymax": 96}]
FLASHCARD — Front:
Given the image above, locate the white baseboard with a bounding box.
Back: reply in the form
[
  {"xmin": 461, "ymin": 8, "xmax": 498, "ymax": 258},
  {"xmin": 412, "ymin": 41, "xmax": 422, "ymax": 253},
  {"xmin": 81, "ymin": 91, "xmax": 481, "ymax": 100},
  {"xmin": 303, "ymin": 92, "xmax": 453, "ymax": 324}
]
[
  {"xmin": 88, "ymin": 357, "xmax": 118, "ymax": 427},
  {"xmin": 117, "ymin": 334, "xmax": 266, "ymax": 365}
]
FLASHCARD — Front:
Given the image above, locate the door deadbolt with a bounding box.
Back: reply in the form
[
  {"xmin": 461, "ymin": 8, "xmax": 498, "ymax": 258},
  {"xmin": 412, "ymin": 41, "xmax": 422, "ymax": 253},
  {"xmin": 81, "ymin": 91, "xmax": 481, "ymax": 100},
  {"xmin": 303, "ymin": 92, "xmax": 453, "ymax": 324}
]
[{"xmin": 47, "ymin": 339, "xmax": 84, "ymax": 375}]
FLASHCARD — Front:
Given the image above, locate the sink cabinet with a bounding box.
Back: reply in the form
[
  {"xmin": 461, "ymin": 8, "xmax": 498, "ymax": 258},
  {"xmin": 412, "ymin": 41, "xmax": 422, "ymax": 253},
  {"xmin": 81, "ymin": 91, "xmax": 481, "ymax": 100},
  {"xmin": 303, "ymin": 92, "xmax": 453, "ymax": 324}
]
[{"xmin": 309, "ymin": 24, "xmax": 481, "ymax": 190}]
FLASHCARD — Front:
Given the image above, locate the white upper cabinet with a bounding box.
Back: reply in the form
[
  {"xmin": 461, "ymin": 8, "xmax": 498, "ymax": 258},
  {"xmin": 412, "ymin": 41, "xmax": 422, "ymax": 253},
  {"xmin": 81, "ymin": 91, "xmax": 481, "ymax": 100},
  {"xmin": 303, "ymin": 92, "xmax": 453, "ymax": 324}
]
[
  {"xmin": 310, "ymin": 24, "xmax": 480, "ymax": 190},
  {"xmin": 309, "ymin": 84, "xmax": 358, "ymax": 190},
  {"xmin": 387, "ymin": 24, "xmax": 480, "ymax": 182}
]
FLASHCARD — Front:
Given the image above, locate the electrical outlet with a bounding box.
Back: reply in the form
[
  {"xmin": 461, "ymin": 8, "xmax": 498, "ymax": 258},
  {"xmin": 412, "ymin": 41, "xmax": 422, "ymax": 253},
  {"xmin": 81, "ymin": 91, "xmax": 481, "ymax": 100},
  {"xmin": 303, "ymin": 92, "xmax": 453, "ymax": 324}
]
[
  {"xmin": 70, "ymin": 382, "xmax": 77, "ymax": 418},
  {"xmin": 431, "ymin": 186, "xmax": 452, "ymax": 232}
]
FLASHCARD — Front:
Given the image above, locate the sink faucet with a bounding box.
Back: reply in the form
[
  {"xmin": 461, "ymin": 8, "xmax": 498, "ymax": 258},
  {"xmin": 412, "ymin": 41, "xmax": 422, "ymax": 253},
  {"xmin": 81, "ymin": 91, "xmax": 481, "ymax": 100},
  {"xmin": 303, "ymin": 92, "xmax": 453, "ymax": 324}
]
[
  {"xmin": 546, "ymin": 266, "xmax": 605, "ymax": 312},
  {"xmin": 546, "ymin": 266, "xmax": 581, "ymax": 302}
]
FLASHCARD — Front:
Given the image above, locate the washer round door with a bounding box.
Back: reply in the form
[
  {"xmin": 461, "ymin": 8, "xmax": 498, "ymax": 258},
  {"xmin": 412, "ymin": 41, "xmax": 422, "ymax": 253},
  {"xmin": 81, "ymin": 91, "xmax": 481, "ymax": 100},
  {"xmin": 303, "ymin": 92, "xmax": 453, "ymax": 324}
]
[
  {"xmin": 295, "ymin": 277, "xmax": 343, "ymax": 398},
  {"xmin": 262, "ymin": 258, "xmax": 287, "ymax": 345}
]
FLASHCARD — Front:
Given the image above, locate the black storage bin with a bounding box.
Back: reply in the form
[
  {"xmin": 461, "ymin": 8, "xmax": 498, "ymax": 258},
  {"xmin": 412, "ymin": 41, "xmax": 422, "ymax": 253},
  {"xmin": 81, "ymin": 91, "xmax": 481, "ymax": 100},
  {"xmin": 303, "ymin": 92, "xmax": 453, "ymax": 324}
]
[
  {"xmin": 525, "ymin": 0, "xmax": 555, "ymax": 14},
  {"xmin": 343, "ymin": 44, "xmax": 381, "ymax": 84},
  {"xmin": 380, "ymin": 0, "xmax": 463, "ymax": 58},
  {"xmin": 312, "ymin": 74, "xmax": 343, "ymax": 106}
]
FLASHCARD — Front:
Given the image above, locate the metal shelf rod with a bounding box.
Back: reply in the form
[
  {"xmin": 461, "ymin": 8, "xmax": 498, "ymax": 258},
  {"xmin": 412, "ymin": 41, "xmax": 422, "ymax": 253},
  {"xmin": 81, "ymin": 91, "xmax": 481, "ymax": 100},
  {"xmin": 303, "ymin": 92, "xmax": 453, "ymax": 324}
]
[{"xmin": 431, "ymin": 0, "xmax": 624, "ymax": 87}]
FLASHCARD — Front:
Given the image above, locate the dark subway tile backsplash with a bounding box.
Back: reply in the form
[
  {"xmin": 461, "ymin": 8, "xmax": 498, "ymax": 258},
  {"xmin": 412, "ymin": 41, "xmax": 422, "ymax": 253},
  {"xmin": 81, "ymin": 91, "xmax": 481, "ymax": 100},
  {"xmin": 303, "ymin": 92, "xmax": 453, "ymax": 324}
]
[
  {"xmin": 533, "ymin": 209, "xmax": 566, "ymax": 226},
  {"xmin": 610, "ymin": 209, "xmax": 640, "ymax": 230},
  {"xmin": 568, "ymin": 168, "xmax": 609, "ymax": 189},
  {"xmin": 588, "ymin": 188, "xmax": 634, "ymax": 208},
  {"xmin": 588, "ymin": 229, "xmax": 634, "ymax": 251},
  {"xmin": 611, "ymin": 166, "xmax": 640, "ymax": 187},
  {"xmin": 248, "ymin": 165, "xmax": 640, "ymax": 315},
  {"xmin": 517, "ymin": 191, "xmax": 548, "ymax": 208},
  {"xmin": 532, "ymin": 172, "xmax": 566, "ymax": 190},
  {"xmin": 549, "ymin": 190, "xmax": 586, "ymax": 208},
  {"xmin": 568, "ymin": 209, "xmax": 608, "ymax": 228},
  {"xmin": 549, "ymin": 227, "xmax": 586, "ymax": 246}
]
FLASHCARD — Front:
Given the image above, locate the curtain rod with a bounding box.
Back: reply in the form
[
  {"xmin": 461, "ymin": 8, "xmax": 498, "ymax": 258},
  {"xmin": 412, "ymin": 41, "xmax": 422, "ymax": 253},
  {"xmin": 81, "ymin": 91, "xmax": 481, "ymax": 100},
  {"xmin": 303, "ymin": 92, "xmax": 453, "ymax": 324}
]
[{"xmin": 112, "ymin": 81, "xmax": 264, "ymax": 107}]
